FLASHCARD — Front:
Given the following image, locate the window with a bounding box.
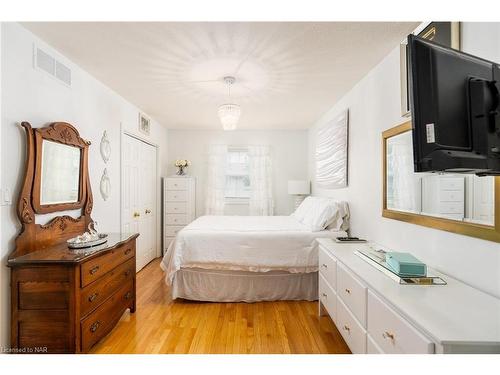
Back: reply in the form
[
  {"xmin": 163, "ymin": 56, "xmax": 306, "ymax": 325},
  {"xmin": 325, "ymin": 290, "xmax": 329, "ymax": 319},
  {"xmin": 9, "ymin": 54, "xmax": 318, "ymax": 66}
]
[{"xmin": 225, "ymin": 149, "xmax": 250, "ymax": 199}]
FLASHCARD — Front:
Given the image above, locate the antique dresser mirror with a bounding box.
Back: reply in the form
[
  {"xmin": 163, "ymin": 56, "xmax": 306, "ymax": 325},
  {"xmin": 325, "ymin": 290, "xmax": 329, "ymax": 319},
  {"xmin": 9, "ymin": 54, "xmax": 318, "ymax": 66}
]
[
  {"xmin": 382, "ymin": 121, "xmax": 500, "ymax": 242},
  {"xmin": 10, "ymin": 121, "xmax": 93, "ymax": 258}
]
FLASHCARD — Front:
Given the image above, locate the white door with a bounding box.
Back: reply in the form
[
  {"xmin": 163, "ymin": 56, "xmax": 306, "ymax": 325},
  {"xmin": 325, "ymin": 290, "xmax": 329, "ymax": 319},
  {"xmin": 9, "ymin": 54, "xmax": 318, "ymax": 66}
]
[{"xmin": 122, "ymin": 133, "xmax": 157, "ymax": 272}]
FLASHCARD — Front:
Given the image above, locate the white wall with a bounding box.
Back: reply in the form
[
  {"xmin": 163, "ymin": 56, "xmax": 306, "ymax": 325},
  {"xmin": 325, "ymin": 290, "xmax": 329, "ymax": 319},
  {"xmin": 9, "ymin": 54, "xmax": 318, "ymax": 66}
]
[
  {"xmin": 167, "ymin": 129, "xmax": 308, "ymax": 216},
  {"xmin": 308, "ymin": 22, "xmax": 500, "ymax": 298},
  {"xmin": 0, "ymin": 23, "xmax": 168, "ymax": 348}
]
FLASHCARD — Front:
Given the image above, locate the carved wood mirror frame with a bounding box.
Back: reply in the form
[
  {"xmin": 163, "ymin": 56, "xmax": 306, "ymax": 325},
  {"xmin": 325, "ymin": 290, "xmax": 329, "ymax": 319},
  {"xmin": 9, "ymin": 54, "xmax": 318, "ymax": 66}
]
[
  {"xmin": 11, "ymin": 122, "xmax": 94, "ymax": 259},
  {"xmin": 382, "ymin": 121, "xmax": 500, "ymax": 243}
]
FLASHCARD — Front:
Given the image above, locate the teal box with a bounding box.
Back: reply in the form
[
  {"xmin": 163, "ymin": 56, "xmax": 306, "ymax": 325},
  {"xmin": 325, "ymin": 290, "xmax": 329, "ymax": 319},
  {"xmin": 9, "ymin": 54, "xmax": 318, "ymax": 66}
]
[{"xmin": 386, "ymin": 252, "xmax": 427, "ymax": 277}]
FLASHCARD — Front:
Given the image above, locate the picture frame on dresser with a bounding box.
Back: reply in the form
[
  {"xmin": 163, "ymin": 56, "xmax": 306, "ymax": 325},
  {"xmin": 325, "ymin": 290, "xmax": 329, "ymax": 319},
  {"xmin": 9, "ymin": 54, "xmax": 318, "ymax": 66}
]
[{"xmin": 8, "ymin": 121, "xmax": 139, "ymax": 353}]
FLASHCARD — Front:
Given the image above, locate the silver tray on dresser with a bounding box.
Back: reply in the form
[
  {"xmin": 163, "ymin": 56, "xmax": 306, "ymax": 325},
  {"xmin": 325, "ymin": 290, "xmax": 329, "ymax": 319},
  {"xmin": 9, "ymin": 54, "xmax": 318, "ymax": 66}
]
[{"xmin": 67, "ymin": 233, "xmax": 108, "ymax": 249}]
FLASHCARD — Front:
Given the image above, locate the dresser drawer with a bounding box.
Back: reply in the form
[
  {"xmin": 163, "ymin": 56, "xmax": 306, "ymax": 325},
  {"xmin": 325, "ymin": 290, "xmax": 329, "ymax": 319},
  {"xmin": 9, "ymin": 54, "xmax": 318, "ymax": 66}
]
[
  {"xmin": 166, "ymin": 202, "xmax": 187, "ymax": 214},
  {"xmin": 80, "ymin": 243, "xmax": 135, "ymax": 287},
  {"xmin": 319, "ymin": 246, "xmax": 337, "ymax": 289},
  {"xmin": 165, "ymin": 225, "xmax": 184, "ymax": 237},
  {"xmin": 166, "ymin": 214, "xmax": 188, "ymax": 225},
  {"xmin": 166, "ymin": 178, "xmax": 188, "ymax": 191},
  {"xmin": 337, "ymin": 262, "xmax": 367, "ymax": 327},
  {"xmin": 80, "ymin": 258, "xmax": 135, "ymax": 317},
  {"xmin": 440, "ymin": 178, "xmax": 464, "ymax": 191},
  {"xmin": 337, "ymin": 296, "xmax": 367, "ymax": 354},
  {"xmin": 80, "ymin": 280, "xmax": 134, "ymax": 352},
  {"xmin": 319, "ymin": 273, "xmax": 337, "ymax": 322},
  {"xmin": 166, "ymin": 190, "xmax": 187, "ymax": 202},
  {"xmin": 439, "ymin": 190, "xmax": 464, "ymax": 202},
  {"xmin": 367, "ymin": 333, "xmax": 384, "ymax": 354},
  {"xmin": 438, "ymin": 201, "xmax": 464, "ymax": 214},
  {"xmin": 367, "ymin": 291, "xmax": 434, "ymax": 354}
]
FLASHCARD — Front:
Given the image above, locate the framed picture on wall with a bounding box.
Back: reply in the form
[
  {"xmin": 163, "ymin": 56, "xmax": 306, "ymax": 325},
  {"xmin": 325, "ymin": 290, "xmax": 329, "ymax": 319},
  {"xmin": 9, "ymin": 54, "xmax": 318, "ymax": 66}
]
[
  {"xmin": 400, "ymin": 22, "xmax": 461, "ymax": 117},
  {"xmin": 139, "ymin": 112, "xmax": 151, "ymax": 136}
]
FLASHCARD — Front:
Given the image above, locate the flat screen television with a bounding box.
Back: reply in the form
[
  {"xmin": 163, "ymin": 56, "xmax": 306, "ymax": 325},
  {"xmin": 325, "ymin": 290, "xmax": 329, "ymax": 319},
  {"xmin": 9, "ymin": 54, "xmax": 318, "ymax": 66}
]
[{"xmin": 408, "ymin": 34, "xmax": 500, "ymax": 175}]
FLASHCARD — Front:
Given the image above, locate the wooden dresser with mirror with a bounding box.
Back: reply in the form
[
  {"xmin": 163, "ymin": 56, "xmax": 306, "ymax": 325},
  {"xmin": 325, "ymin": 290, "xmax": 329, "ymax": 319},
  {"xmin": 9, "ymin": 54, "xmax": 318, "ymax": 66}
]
[{"xmin": 8, "ymin": 122, "xmax": 138, "ymax": 353}]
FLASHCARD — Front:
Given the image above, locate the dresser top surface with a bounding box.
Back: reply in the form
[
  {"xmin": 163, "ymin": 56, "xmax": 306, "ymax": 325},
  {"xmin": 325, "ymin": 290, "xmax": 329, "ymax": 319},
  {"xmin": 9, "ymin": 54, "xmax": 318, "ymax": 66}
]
[
  {"xmin": 8, "ymin": 232, "xmax": 138, "ymax": 265},
  {"xmin": 317, "ymin": 238, "xmax": 500, "ymax": 346}
]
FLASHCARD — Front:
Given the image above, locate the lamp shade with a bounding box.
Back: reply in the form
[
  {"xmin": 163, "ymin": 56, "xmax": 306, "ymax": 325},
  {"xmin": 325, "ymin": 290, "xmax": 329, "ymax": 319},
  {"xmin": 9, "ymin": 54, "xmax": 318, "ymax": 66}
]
[{"xmin": 288, "ymin": 180, "xmax": 310, "ymax": 195}]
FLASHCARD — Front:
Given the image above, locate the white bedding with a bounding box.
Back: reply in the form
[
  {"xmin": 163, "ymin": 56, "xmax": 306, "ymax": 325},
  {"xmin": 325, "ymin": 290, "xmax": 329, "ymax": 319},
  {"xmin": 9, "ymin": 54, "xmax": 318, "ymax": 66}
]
[{"xmin": 161, "ymin": 215, "xmax": 346, "ymax": 284}]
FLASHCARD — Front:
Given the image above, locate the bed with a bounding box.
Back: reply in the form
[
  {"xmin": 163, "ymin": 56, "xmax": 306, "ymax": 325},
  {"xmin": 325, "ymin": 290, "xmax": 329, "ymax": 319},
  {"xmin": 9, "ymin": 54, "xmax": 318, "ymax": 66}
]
[{"xmin": 161, "ymin": 198, "xmax": 349, "ymax": 302}]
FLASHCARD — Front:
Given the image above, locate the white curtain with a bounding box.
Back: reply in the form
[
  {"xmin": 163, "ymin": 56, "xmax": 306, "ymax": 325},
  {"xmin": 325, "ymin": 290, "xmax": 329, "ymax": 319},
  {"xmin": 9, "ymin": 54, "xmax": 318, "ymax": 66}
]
[
  {"xmin": 205, "ymin": 144, "xmax": 228, "ymax": 215},
  {"xmin": 248, "ymin": 145, "xmax": 274, "ymax": 216}
]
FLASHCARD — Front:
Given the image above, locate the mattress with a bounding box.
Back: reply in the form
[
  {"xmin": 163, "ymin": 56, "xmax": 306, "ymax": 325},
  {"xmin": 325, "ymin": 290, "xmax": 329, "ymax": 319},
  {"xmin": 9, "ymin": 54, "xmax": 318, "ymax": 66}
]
[{"xmin": 161, "ymin": 215, "xmax": 346, "ymax": 284}]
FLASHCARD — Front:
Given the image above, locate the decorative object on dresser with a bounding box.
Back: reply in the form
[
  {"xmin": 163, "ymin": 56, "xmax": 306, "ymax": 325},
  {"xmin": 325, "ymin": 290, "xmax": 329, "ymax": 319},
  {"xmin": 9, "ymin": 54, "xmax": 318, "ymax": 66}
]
[
  {"xmin": 162, "ymin": 176, "xmax": 196, "ymax": 253},
  {"xmin": 316, "ymin": 109, "xmax": 349, "ymax": 189},
  {"xmin": 174, "ymin": 159, "xmax": 191, "ymax": 176},
  {"xmin": 317, "ymin": 238, "xmax": 500, "ymax": 353},
  {"xmin": 8, "ymin": 121, "xmax": 138, "ymax": 354},
  {"xmin": 287, "ymin": 180, "xmax": 310, "ymax": 209}
]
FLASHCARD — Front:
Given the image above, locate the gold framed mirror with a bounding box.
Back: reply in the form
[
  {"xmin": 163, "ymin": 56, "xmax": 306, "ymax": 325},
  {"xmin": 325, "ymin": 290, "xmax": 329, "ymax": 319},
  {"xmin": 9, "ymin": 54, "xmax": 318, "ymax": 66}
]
[{"xmin": 382, "ymin": 121, "xmax": 500, "ymax": 242}]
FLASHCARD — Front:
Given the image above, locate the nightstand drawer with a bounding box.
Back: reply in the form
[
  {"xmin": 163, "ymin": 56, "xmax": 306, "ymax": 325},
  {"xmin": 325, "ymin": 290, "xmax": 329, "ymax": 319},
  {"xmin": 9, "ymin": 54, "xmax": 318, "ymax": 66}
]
[
  {"xmin": 319, "ymin": 273, "xmax": 337, "ymax": 322},
  {"xmin": 165, "ymin": 225, "xmax": 184, "ymax": 237},
  {"xmin": 368, "ymin": 291, "xmax": 434, "ymax": 354},
  {"xmin": 319, "ymin": 245, "xmax": 337, "ymax": 289},
  {"xmin": 166, "ymin": 202, "xmax": 187, "ymax": 214},
  {"xmin": 166, "ymin": 178, "xmax": 188, "ymax": 190},
  {"xmin": 166, "ymin": 190, "xmax": 187, "ymax": 202},
  {"xmin": 337, "ymin": 262, "xmax": 367, "ymax": 327},
  {"xmin": 337, "ymin": 296, "xmax": 366, "ymax": 354},
  {"xmin": 166, "ymin": 214, "xmax": 188, "ymax": 225}
]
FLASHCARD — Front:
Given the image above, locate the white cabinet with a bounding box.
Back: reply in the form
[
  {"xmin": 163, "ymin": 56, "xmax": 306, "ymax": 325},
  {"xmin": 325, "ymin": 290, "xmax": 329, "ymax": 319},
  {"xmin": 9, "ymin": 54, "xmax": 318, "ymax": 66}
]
[
  {"xmin": 317, "ymin": 239, "xmax": 500, "ymax": 354},
  {"xmin": 162, "ymin": 176, "xmax": 196, "ymax": 253}
]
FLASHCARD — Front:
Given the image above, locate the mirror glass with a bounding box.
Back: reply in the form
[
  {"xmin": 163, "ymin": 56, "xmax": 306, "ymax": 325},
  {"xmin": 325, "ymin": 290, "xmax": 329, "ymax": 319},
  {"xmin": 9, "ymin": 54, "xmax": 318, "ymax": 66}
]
[
  {"xmin": 40, "ymin": 140, "xmax": 81, "ymax": 205},
  {"xmin": 386, "ymin": 130, "xmax": 495, "ymax": 226}
]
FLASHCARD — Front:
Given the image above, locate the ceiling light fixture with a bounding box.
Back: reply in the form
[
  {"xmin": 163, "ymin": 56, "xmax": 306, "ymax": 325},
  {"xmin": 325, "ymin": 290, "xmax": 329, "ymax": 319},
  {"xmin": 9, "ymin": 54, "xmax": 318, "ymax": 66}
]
[{"xmin": 218, "ymin": 76, "xmax": 241, "ymax": 131}]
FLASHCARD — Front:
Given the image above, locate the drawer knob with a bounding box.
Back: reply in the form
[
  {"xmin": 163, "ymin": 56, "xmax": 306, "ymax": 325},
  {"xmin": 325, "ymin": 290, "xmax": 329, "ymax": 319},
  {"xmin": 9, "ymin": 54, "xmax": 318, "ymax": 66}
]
[
  {"xmin": 125, "ymin": 291, "xmax": 132, "ymax": 300},
  {"xmin": 343, "ymin": 325, "xmax": 350, "ymax": 333},
  {"xmin": 88, "ymin": 293, "xmax": 98, "ymax": 302},
  {"xmin": 345, "ymin": 288, "xmax": 351, "ymax": 294},
  {"xmin": 124, "ymin": 270, "xmax": 132, "ymax": 277},
  {"xmin": 89, "ymin": 266, "xmax": 100, "ymax": 275},
  {"xmin": 133, "ymin": 212, "xmax": 141, "ymax": 218},
  {"xmin": 90, "ymin": 321, "xmax": 101, "ymax": 333},
  {"xmin": 321, "ymin": 263, "xmax": 328, "ymax": 269},
  {"xmin": 125, "ymin": 248, "xmax": 132, "ymax": 255},
  {"xmin": 383, "ymin": 331, "xmax": 395, "ymax": 341}
]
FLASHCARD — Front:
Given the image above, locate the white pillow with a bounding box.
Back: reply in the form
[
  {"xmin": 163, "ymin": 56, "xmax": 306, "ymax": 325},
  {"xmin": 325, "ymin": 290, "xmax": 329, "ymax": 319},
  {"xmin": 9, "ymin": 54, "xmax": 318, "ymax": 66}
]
[
  {"xmin": 299, "ymin": 197, "xmax": 348, "ymax": 232},
  {"xmin": 291, "ymin": 196, "xmax": 314, "ymax": 222}
]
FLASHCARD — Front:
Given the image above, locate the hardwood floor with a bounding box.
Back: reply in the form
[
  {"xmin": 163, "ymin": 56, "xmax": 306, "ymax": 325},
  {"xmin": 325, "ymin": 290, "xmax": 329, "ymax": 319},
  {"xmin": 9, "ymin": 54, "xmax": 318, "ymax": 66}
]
[{"xmin": 90, "ymin": 258, "xmax": 351, "ymax": 354}]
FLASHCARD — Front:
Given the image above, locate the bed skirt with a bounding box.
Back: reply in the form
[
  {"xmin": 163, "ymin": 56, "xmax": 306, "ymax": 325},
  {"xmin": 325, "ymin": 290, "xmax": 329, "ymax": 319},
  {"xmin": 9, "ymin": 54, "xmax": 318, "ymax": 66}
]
[{"xmin": 171, "ymin": 268, "xmax": 319, "ymax": 303}]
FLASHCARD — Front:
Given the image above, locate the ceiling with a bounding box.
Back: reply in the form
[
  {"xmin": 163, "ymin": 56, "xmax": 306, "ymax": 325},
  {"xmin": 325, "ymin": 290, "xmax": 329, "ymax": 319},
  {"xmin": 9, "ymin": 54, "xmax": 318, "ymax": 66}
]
[{"xmin": 23, "ymin": 22, "xmax": 418, "ymax": 130}]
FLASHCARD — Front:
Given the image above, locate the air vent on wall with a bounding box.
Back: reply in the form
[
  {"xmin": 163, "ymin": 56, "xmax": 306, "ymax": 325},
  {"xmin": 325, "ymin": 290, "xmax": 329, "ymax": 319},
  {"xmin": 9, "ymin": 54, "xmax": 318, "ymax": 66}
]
[{"xmin": 34, "ymin": 45, "xmax": 72, "ymax": 87}]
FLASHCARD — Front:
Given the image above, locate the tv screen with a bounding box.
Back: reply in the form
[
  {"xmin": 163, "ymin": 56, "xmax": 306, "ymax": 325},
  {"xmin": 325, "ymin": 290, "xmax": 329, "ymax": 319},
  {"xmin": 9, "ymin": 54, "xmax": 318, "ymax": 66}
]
[{"xmin": 408, "ymin": 34, "xmax": 500, "ymax": 175}]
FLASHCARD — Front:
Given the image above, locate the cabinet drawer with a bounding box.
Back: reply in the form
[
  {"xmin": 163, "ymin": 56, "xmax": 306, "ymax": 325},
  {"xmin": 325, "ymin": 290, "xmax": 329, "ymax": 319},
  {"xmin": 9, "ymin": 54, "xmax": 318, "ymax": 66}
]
[
  {"xmin": 367, "ymin": 291, "xmax": 434, "ymax": 354},
  {"xmin": 165, "ymin": 225, "xmax": 184, "ymax": 237},
  {"xmin": 319, "ymin": 246, "xmax": 337, "ymax": 289},
  {"xmin": 80, "ymin": 243, "xmax": 135, "ymax": 287},
  {"xmin": 166, "ymin": 178, "xmax": 188, "ymax": 190},
  {"xmin": 439, "ymin": 190, "xmax": 464, "ymax": 202},
  {"xmin": 166, "ymin": 214, "xmax": 188, "ymax": 225},
  {"xmin": 319, "ymin": 273, "xmax": 337, "ymax": 322},
  {"xmin": 337, "ymin": 262, "xmax": 367, "ymax": 327},
  {"xmin": 337, "ymin": 296, "xmax": 367, "ymax": 354},
  {"xmin": 438, "ymin": 202, "xmax": 464, "ymax": 214},
  {"xmin": 367, "ymin": 334, "xmax": 384, "ymax": 354},
  {"xmin": 166, "ymin": 202, "xmax": 187, "ymax": 214},
  {"xmin": 440, "ymin": 178, "xmax": 464, "ymax": 191},
  {"xmin": 80, "ymin": 258, "xmax": 135, "ymax": 317},
  {"xmin": 166, "ymin": 190, "xmax": 187, "ymax": 202},
  {"xmin": 80, "ymin": 280, "xmax": 134, "ymax": 352}
]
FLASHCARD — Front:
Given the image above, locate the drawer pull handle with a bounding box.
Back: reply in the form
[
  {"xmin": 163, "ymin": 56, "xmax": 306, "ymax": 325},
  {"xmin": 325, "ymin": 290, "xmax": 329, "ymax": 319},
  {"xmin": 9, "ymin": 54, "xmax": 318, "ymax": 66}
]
[
  {"xmin": 124, "ymin": 270, "xmax": 132, "ymax": 277},
  {"xmin": 88, "ymin": 293, "xmax": 98, "ymax": 302},
  {"xmin": 125, "ymin": 291, "xmax": 132, "ymax": 300},
  {"xmin": 90, "ymin": 321, "xmax": 101, "ymax": 333},
  {"xmin": 343, "ymin": 325, "xmax": 350, "ymax": 333},
  {"xmin": 125, "ymin": 248, "xmax": 132, "ymax": 255},
  {"xmin": 345, "ymin": 288, "xmax": 351, "ymax": 294},
  {"xmin": 321, "ymin": 292, "xmax": 327, "ymax": 298},
  {"xmin": 145, "ymin": 209, "xmax": 151, "ymax": 214},
  {"xmin": 89, "ymin": 266, "xmax": 100, "ymax": 275},
  {"xmin": 321, "ymin": 263, "xmax": 328, "ymax": 269},
  {"xmin": 383, "ymin": 331, "xmax": 395, "ymax": 341}
]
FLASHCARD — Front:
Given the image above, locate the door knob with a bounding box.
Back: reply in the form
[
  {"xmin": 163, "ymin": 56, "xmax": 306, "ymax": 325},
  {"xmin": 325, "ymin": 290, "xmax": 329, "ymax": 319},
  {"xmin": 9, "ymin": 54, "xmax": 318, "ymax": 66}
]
[{"xmin": 145, "ymin": 209, "xmax": 151, "ymax": 214}]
